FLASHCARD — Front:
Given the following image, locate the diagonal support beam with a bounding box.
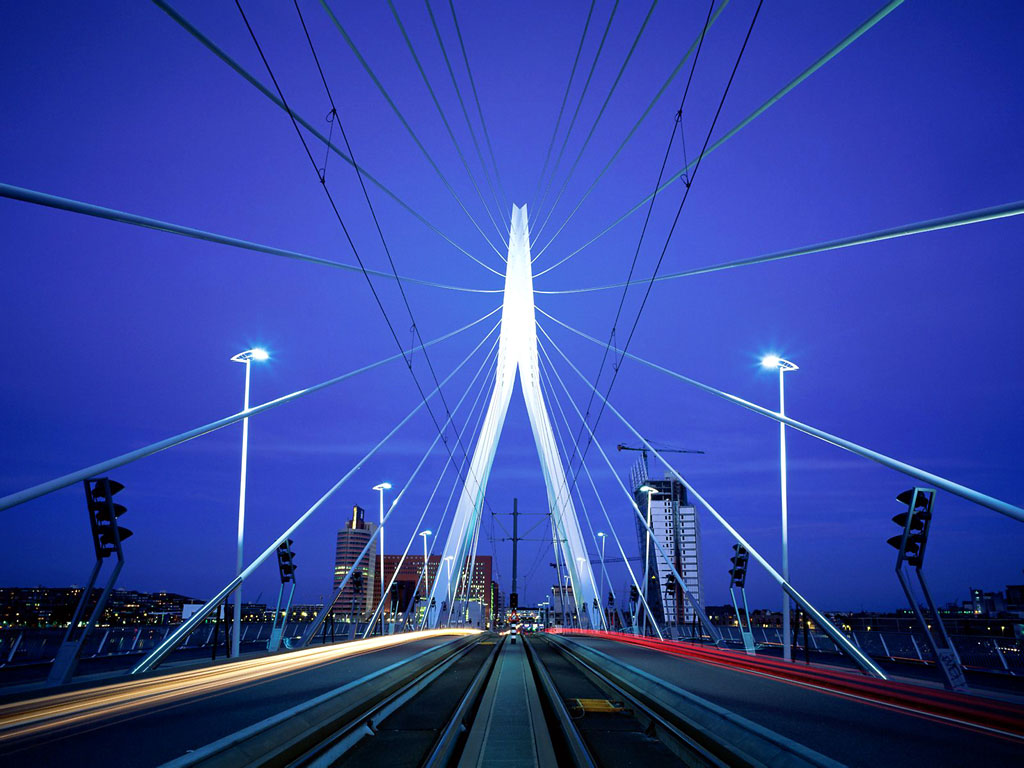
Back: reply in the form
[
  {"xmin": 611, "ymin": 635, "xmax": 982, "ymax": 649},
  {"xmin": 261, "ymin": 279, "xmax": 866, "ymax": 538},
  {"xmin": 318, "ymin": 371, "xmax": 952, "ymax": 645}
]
[{"xmin": 429, "ymin": 206, "xmax": 600, "ymax": 626}]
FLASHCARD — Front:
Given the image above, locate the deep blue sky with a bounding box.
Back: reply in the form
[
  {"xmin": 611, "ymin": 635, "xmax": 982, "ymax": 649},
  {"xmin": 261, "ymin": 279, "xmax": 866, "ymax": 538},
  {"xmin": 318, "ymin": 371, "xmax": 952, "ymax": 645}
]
[{"xmin": 1, "ymin": 0, "xmax": 1021, "ymax": 614}]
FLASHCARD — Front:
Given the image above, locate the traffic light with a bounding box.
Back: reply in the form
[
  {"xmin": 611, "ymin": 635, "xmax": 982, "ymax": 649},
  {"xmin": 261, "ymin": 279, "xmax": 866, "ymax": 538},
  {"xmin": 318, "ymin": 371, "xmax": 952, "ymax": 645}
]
[
  {"xmin": 351, "ymin": 570, "xmax": 364, "ymax": 594},
  {"xmin": 276, "ymin": 539, "xmax": 297, "ymax": 583},
  {"xmin": 84, "ymin": 477, "xmax": 131, "ymax": 559},
  {"xmin": 887, "ymin": 488, "xmax": 935, "ymax": 568},
  {"xmin": 665, "ymin": 573, "xmax": 677, "ymax": 594},
  {"xmin": 729, "ymin": 544, "xmax": 748, "ymax": 588},
  {"xmin": 607, "ymin": 592, "xmax": 614, "ymax": 608},
  {"xmin": 509, "ymin": 592, "xmax": 519, "ymax": 610},
  {"xmin": 629, "ymin": 584, "xmax": 639, "ymax": 603}
]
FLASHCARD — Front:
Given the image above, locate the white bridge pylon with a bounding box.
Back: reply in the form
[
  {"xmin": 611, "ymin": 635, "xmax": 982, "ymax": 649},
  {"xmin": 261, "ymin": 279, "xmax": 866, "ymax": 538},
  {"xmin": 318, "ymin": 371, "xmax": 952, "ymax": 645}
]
[{"xmin": 429, "ymin": 204, "xmax": 600, "ymax": 627}]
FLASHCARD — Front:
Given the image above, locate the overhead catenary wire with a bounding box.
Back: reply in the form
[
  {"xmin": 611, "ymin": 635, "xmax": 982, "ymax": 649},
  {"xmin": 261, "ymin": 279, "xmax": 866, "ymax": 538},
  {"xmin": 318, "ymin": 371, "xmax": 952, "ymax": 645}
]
[
  {"xmin": 534, "ymin": 0, "xmax": 724, "ymax": 262},
  {"xmin": 424, "ymin": 0, "xmax": 507, "ymax": 229},
  {"xmin": 532, "ymin": 0, "xmax": 659, "ymax": 244},
  {"xmin": 388, "ymin": 0, "xmax": 508, "ymax": 250},
  {"xmin": 534, "ymin": 0, "xmax": 906, "ymax": 279},
  {"xmin": 150, "ymin": 0, "xmax": 499, "ymax": 277},
  {"xmin": 0, "ymin": 182, "xmax": 501, "ymax": 294},
  {"xmin": 318, "ymin": 0, "xmax": 505, "ymax": 261},
  {"xmin": 560, "ymin": 0, "xmax": 762, "ymax": 509}
]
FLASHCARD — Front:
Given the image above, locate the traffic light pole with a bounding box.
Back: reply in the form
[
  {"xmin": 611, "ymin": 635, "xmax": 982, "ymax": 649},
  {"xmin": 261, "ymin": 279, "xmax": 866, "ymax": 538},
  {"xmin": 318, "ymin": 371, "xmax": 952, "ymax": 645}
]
[
  {"xmin": 890, "ymin": 488, "xmax": 967, "ymax": 692},
  {"xmin": 48, "ymin": 478, "xmax": 129, "ymax": 686}
]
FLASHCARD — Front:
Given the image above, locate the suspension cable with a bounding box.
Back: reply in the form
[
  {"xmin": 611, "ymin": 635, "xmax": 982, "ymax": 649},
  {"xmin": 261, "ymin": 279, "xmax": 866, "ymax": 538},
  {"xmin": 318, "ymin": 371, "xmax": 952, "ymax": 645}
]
[
  {"xmin": 318, "ymin": 0, "xmax": 505, "ymax": 260},
  {"xmin": 534, "ymin": 0, "xmax": 620, "ymax": 224},
  {"xmin": 539, "ymin": 309, "xmax": 1024, "ymax": 524},
  {"xmin": 534, "ymin": 0, "xmax": 722, "ymax": 261},
  {"xmin": 531, "ymin": 0, "xmax": 596, "ymax": 212},
  {"xmin": 539, "ymin": 322, "xmax": 888, "ymax": 677},
  {"xmin": 538, "ymin": 340, "xmax": 669, "ymax": 637},
  {"xmin": 0, "ymin": 307, "xmax": 498, "ymax": 513},
  {"xmin": 561, "ymin": 0, "xmax": 737, "ymax": 499},
  {"xmin": 446, "ymin": 0, "xmax": 509, "ymax": 215},
  {"xmin": 536, "ymin": 198, "xmax": 1024, "ymax": 294},
  {"xmin": 534, "ymin": 0, "xmax": 906, "ymax": 279},
  {"xmin": 238, "ymin": 1, "xmax": 500, "ymax": 537},
  {"xmin": 532, "ymin": 0, "xmax": 659, "ymax": 244},
  {"xmin": 424, "ymin": 0, "xmax": 507, "ymax": 228},
  {"xmin": 134, "ymin": 317, "xmax": 498, "ymax": 673},
  {"xmin": 388, "ymin": 0, "xmax": 508, "ymax": 250},
  {"xmin": 0, "ymin": 183, "xmax": 501, "ymax": 294},
  {"xmin": 361, "ymin": 337, "xmax": 499, "ymax": 636},
  {"xmin": 151, "ymin": 0, "xmax": 498, "ymax": 276}
]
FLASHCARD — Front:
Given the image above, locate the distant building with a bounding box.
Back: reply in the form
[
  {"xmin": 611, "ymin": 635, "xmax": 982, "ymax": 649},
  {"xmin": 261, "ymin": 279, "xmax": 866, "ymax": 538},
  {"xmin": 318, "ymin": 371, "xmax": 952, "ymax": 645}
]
[
  {"xmin": 377, "ymin": 554, "xmax": 494, "ymax": 627},
  {"xmin": 631, "ymin": 460, "xmax": 703, "ymax": 625},
  {"xmin": 332, "ymin": 505, "xmax": 378, "ymax": 620},
  {"xmin": 0, "ymin": 587, "xmax": 202, "ymax": 627}
]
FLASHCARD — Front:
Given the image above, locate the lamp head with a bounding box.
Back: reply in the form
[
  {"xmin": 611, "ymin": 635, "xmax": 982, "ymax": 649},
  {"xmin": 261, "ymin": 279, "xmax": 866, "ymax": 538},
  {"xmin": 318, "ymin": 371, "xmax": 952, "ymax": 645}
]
[
  {"xmin": 419, "ymin": 529, "xmax": 432, "ymax": 538},
  {"xmin": 597, "ymin": 531, "xmax": 606, "ymax": 538},
  {"xmin": 373, "ymin": 482, "xmax": 392, "ymax": 491},
  {"xmin": 639, "ymin": 485, "xmax": 656, "ymax": 494},
  {"xmin": 231, "ymin": 348, "xmax": 270, "ymax": 363},
  {"xmin": 761, "ymin": 354, "xmax": 798, "ymax": 371}
]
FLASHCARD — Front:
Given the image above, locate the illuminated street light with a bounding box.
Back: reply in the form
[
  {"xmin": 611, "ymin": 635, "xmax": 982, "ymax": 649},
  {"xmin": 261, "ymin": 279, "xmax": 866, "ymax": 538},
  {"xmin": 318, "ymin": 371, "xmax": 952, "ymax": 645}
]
[
  {"xmin": 761, "ymin": 354, "xmax": 798, "ymax": 661},
  {"xmin": 372, "ymin": 482, "xmax": 392, "ymax": 633},
  {"xmin": 229, "ymin": 347, "xmax": 269, "ymax": 658}
]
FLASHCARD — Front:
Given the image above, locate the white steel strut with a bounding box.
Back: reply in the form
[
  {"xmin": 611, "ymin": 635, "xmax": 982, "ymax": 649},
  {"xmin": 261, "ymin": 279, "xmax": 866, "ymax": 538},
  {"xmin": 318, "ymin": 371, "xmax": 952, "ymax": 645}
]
[{"xmin": 429, "ymin": 205, "xmax": 600, "ymax": 627}]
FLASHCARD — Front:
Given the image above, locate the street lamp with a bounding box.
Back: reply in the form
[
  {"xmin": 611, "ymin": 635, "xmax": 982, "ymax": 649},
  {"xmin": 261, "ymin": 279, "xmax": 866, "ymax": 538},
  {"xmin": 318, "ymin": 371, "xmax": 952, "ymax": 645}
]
[
  {"xmin": 761, "ymin": 354, "xmax": 798, "ymax": 661},
  {"xmin": 596, "ymin": 532, "xmax": 607, "ymax": 623},
  {"xmin": 372, "ymin": 482, "xmax": 392, "ymax": 632},
  {"xmin": 229, "ymin": 347, "xmax": 268, "ymax": 658},
  {"xmin": 638, "ymin": 485, "xmax": 657, "ymax": 635},
  {"xmin": 419, "ymin": 529, "xmax": 432, "ymax": 618}
]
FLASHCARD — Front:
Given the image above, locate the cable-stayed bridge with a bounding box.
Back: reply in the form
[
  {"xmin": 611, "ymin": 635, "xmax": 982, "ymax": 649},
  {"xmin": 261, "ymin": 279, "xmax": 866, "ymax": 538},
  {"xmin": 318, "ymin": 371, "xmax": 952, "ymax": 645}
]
[{"xmin": 1, "ymin": 0, "xmax": 1022, "ymax": 765}]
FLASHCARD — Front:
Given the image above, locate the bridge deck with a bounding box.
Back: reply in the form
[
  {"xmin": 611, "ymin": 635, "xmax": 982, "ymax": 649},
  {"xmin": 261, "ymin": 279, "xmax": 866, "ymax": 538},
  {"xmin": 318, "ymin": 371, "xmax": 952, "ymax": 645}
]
[{"xmin": 457, "ymin": 637, "xmax": 556, "ymax": 767}]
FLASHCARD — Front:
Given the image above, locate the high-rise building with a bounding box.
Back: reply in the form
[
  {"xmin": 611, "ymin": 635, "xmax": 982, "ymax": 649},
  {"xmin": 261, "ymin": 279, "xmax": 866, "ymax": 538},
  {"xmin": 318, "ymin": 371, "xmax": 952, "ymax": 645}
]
[
  {"xmin": 631, "ymin": 459, "xmax": 703, "ymax": 626},
  {"xmin": 332, "ymin": 505, "xmax": 378, "ymax": 619}
]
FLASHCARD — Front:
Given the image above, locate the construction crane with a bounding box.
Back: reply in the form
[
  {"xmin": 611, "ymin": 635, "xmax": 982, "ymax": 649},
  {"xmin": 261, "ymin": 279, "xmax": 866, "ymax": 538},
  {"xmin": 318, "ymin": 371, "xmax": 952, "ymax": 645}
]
[{"xmin": 617, "ymin": 443, "xmax": 705, "ymax": 463}]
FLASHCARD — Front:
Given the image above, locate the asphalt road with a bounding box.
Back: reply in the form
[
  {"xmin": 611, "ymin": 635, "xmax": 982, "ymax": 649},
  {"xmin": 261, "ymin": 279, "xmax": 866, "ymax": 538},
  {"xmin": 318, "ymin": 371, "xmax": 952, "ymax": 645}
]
[
  {"xmin": 573, "ymin": 636, "xmax": 1023, "ymax": 768},
  {"xmin": 0, "ymin": 635, "xmax": 455, "ymax": 768}
]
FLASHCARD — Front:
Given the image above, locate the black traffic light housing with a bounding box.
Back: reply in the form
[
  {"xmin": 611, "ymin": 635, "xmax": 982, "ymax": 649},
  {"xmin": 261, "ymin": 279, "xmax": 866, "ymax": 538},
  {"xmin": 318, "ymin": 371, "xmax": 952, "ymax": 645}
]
[
  {"xmin": 629, "ymin": 584, "xmax": 639, "ymax": 603},
  {"xmin": 276, "ymin": 539, "xmax": 297, "ymax": 583},
  {"xmin": 85, "ymin": 477, "xmax": 131, "ymax": 559},
  {"xmin": 887, "ymin": 488, "xmax": 935, "ymax": 568},
  {"xmin": 729, "ymin": 544, "xmax": 749, "ymax": 588}
]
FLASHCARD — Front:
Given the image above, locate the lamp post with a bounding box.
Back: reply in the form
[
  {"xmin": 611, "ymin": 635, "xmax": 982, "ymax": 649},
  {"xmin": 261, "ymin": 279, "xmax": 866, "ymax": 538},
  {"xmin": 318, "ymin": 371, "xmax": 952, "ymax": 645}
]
[
  {"xmin": 419, "ymin": 529, "xmax": 432, "ymax": 622},
  {"xmin": 372, "ymin": 482, "xmax": 392, "ymax": 633},
  {"xmin": 638, "ymin": 485, "xmax": 657, "ymax": 635},
  {"xmin": 229, "ymin": 347, "xmax": 268, "ymax": 659},
  {"xmin": 761, "ymin": 354, "xmax": 799, "ymax": 661},
  {"xmin": 597, "ymin": 531, "xmax": 607, "ymax": 625}
]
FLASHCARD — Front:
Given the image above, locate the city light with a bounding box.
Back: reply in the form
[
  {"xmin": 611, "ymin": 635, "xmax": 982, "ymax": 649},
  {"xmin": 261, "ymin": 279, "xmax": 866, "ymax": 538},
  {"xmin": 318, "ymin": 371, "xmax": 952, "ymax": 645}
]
[{"xmin": 0, "ymin": 629, "xmax": 480, "ymax": 743}]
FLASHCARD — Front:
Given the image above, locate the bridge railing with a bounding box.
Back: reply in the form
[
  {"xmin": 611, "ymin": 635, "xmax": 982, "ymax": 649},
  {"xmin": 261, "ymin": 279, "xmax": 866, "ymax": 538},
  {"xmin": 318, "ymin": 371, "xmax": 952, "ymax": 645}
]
[{"xmin": 660, "ymin": 623, "xmax": 1022, "ymax": 673}]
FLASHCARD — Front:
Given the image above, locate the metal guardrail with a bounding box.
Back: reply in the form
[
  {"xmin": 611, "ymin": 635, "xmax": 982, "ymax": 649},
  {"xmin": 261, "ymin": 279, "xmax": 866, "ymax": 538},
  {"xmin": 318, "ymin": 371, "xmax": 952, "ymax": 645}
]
[{"xmin": 664, "ymin": 624, "xmax": 1023, "ymax": 672}]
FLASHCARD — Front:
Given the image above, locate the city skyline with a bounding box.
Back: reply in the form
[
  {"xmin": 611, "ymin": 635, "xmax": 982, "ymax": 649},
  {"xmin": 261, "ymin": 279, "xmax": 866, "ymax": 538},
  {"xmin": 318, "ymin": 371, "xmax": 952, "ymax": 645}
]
[{"xmin": 1, "ymin": 0, "xmax": 1022, "ymax": 620}]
